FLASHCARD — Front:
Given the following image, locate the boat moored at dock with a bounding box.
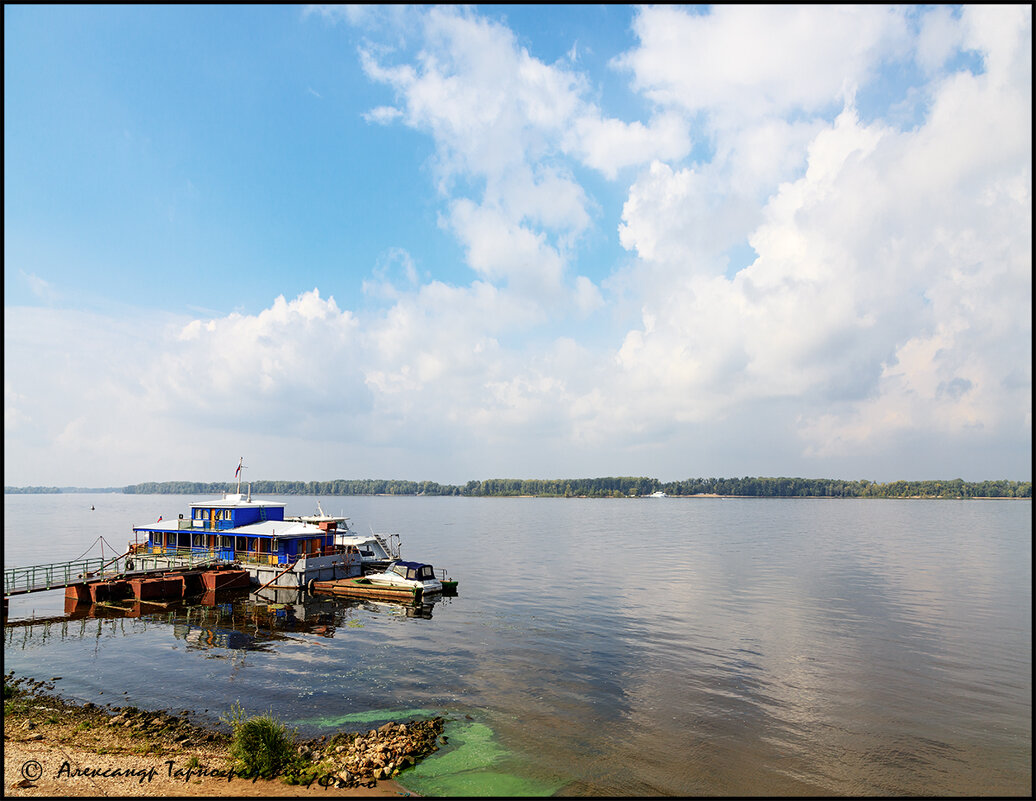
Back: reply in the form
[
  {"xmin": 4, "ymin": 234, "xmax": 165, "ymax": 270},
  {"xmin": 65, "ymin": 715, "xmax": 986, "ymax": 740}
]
[
  {"xmin": 364, "ymin": 560, "xmax": 444, "ymax": 596},
  {"xmin": 311, "ymin": 559, "xmax": 457, "ymax": 603}
]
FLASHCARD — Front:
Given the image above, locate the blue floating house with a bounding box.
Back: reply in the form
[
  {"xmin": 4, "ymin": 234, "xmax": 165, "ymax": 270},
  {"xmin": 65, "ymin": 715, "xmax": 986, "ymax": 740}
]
[{"xmin": 131, "ymin": 491, "xmax": 361, "ymax": 588}]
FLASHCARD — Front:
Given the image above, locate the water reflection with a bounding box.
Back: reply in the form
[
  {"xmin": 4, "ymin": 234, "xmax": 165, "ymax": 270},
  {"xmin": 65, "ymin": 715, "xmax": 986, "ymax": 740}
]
[{"xmin": 4, "ymin": 588, "xmax": 446, "ymax": 653}]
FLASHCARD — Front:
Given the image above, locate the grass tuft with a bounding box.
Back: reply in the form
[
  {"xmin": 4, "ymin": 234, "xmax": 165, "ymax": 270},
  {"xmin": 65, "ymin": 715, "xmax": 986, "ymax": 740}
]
[{"xmin": 222, "ymin": 703, "xmax": 300, "ymax": 779}]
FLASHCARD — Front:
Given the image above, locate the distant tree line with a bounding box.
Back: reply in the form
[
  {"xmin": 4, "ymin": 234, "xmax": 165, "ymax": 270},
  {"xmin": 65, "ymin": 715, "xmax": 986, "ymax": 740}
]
[
  {"xmin": 120, "ymin": 479, "xmax": 464, "ymax": 496},
  {"xmin": 659, "ymin": 477, "xmax": 1032, "ymax": 499},
  {"xmin": 462, "ymin": 476, "xmax": 1032, "ymax": 498},
  {"xmin": 7, "ymin": 477, "xmax": 1030, "ymax": 498},
  {"xmin": 3, "ymin": 486, "xmax": 122, "ymax": 494},
  {"xmin": 104, "ymin": 476, "xmax": 1032, "ymax": 499}
]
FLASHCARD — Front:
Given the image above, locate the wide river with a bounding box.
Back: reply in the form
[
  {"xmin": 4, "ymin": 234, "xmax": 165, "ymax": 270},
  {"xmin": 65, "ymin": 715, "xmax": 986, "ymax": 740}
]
[{"xmin": 3, "ymin": 493, "xmax": 1031, "ymax": 795}]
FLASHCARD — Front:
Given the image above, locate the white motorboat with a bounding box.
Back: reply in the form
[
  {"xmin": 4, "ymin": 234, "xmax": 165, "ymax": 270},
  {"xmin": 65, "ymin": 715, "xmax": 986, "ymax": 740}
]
[{"xmin": 364, "ymin": 560, "xmax": 443, "ymax": 596}]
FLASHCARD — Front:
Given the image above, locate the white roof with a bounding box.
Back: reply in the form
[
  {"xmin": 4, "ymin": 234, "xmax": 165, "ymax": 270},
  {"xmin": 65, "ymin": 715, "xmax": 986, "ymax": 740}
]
[
  {"xmin": 131, "ymin": 519, "xmax": 325, "ymax": 539},
  {"xmin": 225, "ymin": 520, "xmax": 324, "ymax": 538},
  {"xmin": 189, "ymin": 494, "xmax": 285, "ymax": 510}
]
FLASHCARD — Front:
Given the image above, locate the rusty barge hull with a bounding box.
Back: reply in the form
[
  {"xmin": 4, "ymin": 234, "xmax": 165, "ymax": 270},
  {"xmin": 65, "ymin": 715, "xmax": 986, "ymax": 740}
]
[{"xmin": 64, "ymin": 565, "xmax": 251, "ymax": 605}]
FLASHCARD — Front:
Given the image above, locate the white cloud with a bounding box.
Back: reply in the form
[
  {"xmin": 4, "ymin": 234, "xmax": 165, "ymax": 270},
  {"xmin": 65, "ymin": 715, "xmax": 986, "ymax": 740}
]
[
  {"xmin": 961, "ymin": 3, "xmax": 1032, "ymax": 83},
  {"xmin": 446, "ymin": 199, "xmax": 566, "ymax": 296},
  {"xmin": 616, "ymin": 5, "xmax": 910, "ymax": 120},
  {"xmin": 619, "ymin": 160, "xmax": 747, "ymax": 272},
  {"xmin": 356, "ymin": 8, "xmax": 602, "ymax": 312},
  {"xmin": 608, "ymin": 7, "xmax": 1031, "ymax": 463},
  {"xmin": 565, "ymin": 111, "xmax": 692, "ymax": 180},
  {"xmin": 362, "ymin": 105, "xmax": 403, "ymax": 124},
  {"xmin": 363, "ymin": 247, "xmax": 420, "ymax": 301},
  {"xmin": 915, "ymin": 5, "xmax": 965, "ymax": 76},
  {"xmin": 162, "ymin": 290, "xmax": 367, "ymax": 433},
  {"xmin": 3, "ymin": 5, "xmax": 1030, "ymax": 486},
  {"xmin": 20, "ymin": 270, "xmax": 58, "ymax": 304},
  {"xmin": 4, "ymin": 306, "xmax": 190, "ymax": 482},
  {"xmin": 4, "ymin": 380, "xmax": 31, "ymax": 430}
]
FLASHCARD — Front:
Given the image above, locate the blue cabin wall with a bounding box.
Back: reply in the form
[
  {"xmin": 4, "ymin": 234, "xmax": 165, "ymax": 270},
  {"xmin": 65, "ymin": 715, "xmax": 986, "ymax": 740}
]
[
  {"xmin": 180, "ymin": 505, "xmax": 286, "ymax": 531},
  {"xmin": 227, "ymin": 506, "xmax": 285, "ymax": 526}
]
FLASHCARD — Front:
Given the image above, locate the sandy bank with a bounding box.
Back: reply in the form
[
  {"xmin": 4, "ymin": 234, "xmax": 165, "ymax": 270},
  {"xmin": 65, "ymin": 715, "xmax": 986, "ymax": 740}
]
[{"xmin": 4, "ymin": 675, "xmax": 420, "ymax": 797}]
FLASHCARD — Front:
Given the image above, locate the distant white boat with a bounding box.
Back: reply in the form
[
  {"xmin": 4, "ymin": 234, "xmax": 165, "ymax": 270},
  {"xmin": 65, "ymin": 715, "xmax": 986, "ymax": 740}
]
[{"xmin": 647, "ymin": 491, "xmax": 668, "ymax": 498}]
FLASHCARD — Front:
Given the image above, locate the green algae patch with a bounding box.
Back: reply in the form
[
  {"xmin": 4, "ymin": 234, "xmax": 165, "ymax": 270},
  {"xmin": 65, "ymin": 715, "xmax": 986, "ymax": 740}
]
[
  {"xmin": 398, "ymin": 720, "xmax": 561, "ymax": 797},
  {"xmin": 409, "ymin": 769, "xmax": 558, "ymax": 797},
  {"xmin": 297, "ymin": 707, "xmax": 440, "ymax": 728},
  {"xmin": 411, "ymin": 721, "xmax": 501, "ymax": 775}
]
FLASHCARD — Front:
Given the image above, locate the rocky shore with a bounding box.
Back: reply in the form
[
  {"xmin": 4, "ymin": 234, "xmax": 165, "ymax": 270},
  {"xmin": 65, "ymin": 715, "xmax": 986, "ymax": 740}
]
[{"xmin": 4, "ymin": 672, "xmax": 439, "ymax": 797}]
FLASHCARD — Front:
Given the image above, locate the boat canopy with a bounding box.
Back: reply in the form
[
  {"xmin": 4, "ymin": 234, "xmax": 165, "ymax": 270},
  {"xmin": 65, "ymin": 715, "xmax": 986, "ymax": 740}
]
[{"xmin": 388, "ymin": 560, "xmax": 437, "ymax": 581}]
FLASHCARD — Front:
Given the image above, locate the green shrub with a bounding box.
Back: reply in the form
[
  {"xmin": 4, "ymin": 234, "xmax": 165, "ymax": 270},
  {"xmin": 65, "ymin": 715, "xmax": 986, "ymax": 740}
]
[{"xmin": 223, "ymin": 704, "xmax": 299, "ymax": 778}]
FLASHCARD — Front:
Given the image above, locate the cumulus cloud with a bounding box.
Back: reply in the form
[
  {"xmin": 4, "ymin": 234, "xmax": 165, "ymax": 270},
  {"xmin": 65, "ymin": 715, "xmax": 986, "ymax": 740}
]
[
  {"xmin": 610, "ymin": 4, "xmax": 1031, "ymax": 465},
  {"xmin": 161, "ymin": 290, "xmax": 368, "ymax": 433},
  {"xmin": 616, "ymin": 5, "xmax": 910, "ymax": 120},
  {"xmin": 4, "ymin": 5, "xmax": 1030, "ymax": 485},
  {"xmin": 353, "ymin": 5, "xmax": 681, "ymax": 312},
  {"xmin": 564, "ymin": 111, "xmax": 692, "ymax": 180}
]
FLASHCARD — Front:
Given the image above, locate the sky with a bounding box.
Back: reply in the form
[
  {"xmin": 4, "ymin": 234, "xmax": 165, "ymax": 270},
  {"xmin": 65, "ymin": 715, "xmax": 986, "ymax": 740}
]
[{"xmin": 4, "ymin": 4, "xmax": 1032, "ymax": 487}]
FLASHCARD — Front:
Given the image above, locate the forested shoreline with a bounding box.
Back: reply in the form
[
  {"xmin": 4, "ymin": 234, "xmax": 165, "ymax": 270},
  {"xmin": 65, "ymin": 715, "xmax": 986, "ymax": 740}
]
[{"xmin": 6, "ymin": 477, "xmax": 1031, "ymax": 498}]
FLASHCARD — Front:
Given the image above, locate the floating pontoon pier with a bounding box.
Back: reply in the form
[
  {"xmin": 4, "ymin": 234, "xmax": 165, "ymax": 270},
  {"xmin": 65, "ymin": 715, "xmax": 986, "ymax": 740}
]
[{"xmin": 309, "ymin": 576, "xmax": 421, "ymax": 602}]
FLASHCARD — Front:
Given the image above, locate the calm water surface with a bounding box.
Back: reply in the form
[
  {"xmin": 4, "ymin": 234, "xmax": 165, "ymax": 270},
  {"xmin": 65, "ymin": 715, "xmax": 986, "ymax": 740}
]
[{"xmin": 4, "ymin": 494, "xmax": 1031, "ymax": 795}]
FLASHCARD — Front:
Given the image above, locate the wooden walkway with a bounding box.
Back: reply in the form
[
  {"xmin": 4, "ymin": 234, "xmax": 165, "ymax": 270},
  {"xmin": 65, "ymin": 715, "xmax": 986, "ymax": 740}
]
[{"xmin": 3, "ymin": 551, "xmax": 225, "ymax": 598}]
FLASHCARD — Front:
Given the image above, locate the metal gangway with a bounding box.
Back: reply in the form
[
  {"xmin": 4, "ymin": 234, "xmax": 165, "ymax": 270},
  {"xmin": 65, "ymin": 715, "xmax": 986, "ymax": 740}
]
[{"xmin": 4, "ymin": 541, "xmax": 230, "ymax": 598}]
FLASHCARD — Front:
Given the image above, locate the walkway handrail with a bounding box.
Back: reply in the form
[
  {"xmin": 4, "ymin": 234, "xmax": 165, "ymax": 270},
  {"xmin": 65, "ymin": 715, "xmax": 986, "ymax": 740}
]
[
  {"xmin": 4, "ymin": 558, "xmax": 114, "ymax": 596},
  {"xmin": 3, "ymin": 549, "xmax": 238, "ymax": 597}
]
